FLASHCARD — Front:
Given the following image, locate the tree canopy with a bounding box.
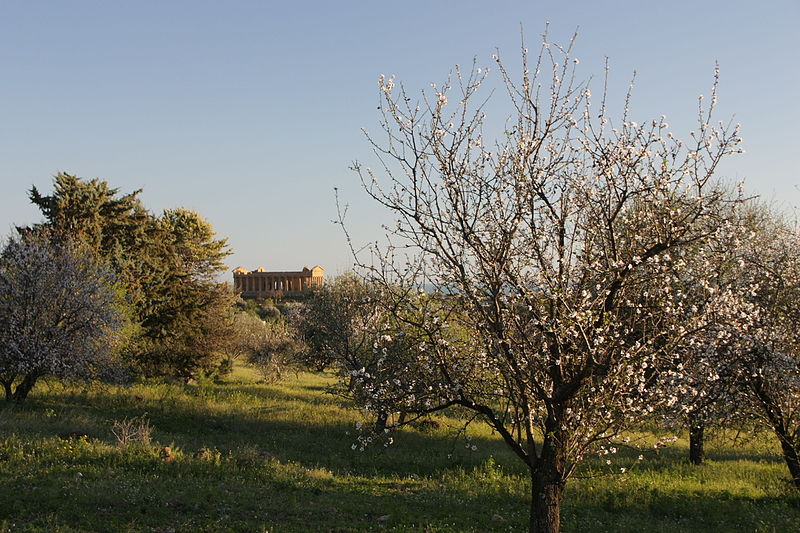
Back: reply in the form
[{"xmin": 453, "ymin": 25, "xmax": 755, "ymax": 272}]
[{"xmin": 24, "ymin": 172, "xmax": 233, "ymax": 379}]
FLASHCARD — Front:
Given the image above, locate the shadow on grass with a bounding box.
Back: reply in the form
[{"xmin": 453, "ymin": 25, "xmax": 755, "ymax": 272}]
[
  {"xmin": 562, "ymin": 483, "xmax": 800, "ymax": 533},
  {"xmin": 2, "ymin": 448, "xmax": 799, "ymax": 533},
  {"xmin": 0, "ymin": 455, "xmax": 528, "ymax": 532},
  {"xmin": 3, "ymin": 376, "xmax": 800, "ymax": 532},
  {"xmin": 6, "ymin": 382, "xmax": 518, "ymax": 480}
]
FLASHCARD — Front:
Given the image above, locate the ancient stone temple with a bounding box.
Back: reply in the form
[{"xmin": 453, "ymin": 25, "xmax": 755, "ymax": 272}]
[{"xmin": 232, "ymin": 265, "xmax": 324, "ymax": 297}]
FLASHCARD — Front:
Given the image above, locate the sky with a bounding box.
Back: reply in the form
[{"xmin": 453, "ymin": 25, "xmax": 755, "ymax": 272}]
[{"xmin": 1, "ymin": 1, "xmax": 798, "ymax": 278}]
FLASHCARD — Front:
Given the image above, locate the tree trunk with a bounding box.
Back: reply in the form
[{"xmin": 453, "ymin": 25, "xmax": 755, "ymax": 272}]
[
  {"xmin": 375, "ymin": 410, "xmax": 388, "ymax": 433},
  {"xmin": 11, "ymin": 374, "xmax": 38, "ymax": 403},
  {"xmin": 689, "ymin": 423, "xmax": 705, "ymax": 465},
  {"xmin": 529, "ymin": 430, "xmax": 566, "ymax": 533},
  {"xmin": 774, "ymin": 429, "xmax": 800, "ymax": 489},
  {"xmin": 530, "ymin": 469, "xmax": 564, "ymax": 533},
  {"xmin": 1, "ymin": 380, "xmax": 12, "ymax": 402},
  {"xmin": 751, "ymin": 377, "xmax": 800, "ymax": 488}
]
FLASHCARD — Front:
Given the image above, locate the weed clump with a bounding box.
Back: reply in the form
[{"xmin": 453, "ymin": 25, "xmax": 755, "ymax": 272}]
[{"xmin": 110, "ymin": 414, "xmax": 153, "ymax": 449}]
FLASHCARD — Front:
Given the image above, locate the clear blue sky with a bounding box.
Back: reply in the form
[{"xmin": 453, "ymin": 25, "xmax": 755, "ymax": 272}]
[{"xmin": 1, "ymin": 1, "xmax": 798, "ymax": 276}]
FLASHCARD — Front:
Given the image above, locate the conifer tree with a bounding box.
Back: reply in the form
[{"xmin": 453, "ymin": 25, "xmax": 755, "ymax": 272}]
[{"xmin": 25, "ymin": 173, "xmax": 232, "ymax": 379}]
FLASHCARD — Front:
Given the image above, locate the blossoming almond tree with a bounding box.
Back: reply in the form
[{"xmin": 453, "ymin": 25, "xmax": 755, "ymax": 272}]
[
  {"xmin": 732, "ymin": 212, "xmax": 800, "ymax": 488},
  {"xmin": 297, "ymin": 273, "xmax": 424, "ymax": 431},
  {"xmin": 0, "ymin": 232, "xmax": 125, "ymax": 402},
  {"xmin": 658, "ymin": 204, "xmax": 800, "ymax": 478},
  {"xmin": 350, "ymin": 32, "xmax": 743, "ymax": 533}
]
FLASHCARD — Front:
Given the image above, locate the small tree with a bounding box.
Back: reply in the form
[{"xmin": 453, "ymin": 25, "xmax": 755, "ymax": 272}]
[
  {"xmin": 227, "ymin": 310, "xmax": 270, "ymax": 365},
  {"xmin": 247, "ymin": 320, "xmax": 305, "ymax": 383},
  {"xmin": 296, "ymin": 273, "xmax": 384, "ymax": 372},
  {"xmin": 350, "ymin": 32, "xmax": 743, "ymax": 533},
  {"xmin": 229, "ymin": 311, "xmax": 305, "ymax": 383},
  {"xmin": 659, "ymin": 293, "xmax": 752, "ymax": 464},
  {"xmin": 295, "ymin": 274, "xmax": 415, "ymax": 429},
  {"xmin": 132, "ymin": 207, "xmax": 233, "ymax": 379},
  {"xmin": 0, "ymin": 233, "xmax": 125, "ymax": 402}
]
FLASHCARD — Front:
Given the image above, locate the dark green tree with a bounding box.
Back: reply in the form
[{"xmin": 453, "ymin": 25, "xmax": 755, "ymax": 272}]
[
  {"xmin": 25, "ymin": 173, "xmax": 233, "ymax": 379},
  {"xmin": 27, "ymin": 172, "xmax": 166, "ymax": 321},
  {"xmin": 136, "ymin": 208, "xmax": 234, "ymax": 379}
]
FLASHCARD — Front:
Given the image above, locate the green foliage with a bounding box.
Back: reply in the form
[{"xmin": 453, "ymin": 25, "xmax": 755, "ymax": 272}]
[
  {"xmin": 235, "ymin": 297, "xmax": 282, "ymax": 322},
  {"xmin": 158, "ymin": 208, "xmax": 229, "ymax": 282},
  {"xmin": 27, "ymin": 173, "xmax": 163, "ymax": 316},
  {"xmin": 24, "ymin": 173, "xmax": 233, "ymax": 380}
]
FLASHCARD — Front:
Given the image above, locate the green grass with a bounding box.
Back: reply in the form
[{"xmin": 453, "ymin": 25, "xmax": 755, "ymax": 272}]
[{"xmin": 0, "ymin": 366, "xmax": 798, "ymax": 532}]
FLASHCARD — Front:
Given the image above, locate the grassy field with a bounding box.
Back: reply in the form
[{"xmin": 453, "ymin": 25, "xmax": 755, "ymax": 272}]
[{"xmin": 0, "ymin": 365, "xmax": 798, "ymax": 532}]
